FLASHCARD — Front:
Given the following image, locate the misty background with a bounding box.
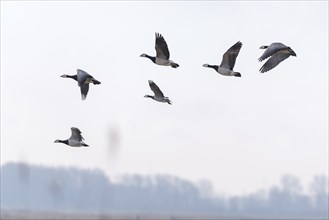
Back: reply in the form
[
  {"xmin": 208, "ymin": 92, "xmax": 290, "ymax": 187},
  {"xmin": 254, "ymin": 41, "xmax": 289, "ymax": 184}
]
[{"xmin": 1, "ymin": 163, "xmax": 328, "ymax": 219}]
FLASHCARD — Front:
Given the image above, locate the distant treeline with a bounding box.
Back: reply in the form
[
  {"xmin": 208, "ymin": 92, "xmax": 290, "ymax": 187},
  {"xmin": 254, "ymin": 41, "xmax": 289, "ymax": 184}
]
[{"xmin": 1, "ymin": 162, "xmax": 328, "ymax": 218}]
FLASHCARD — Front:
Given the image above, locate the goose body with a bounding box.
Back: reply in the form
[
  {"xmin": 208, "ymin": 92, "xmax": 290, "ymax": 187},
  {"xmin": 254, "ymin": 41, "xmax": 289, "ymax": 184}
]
[
  {"xmin": 203, "ymin": 41, "xmax": 242, "ymax": 77},
  {"xmin": 140, "ymin": 33, "xmax": 179, "ymax": 68},
  {"xmin": 54, "ymin": 127, "xmax": 89, "ymax": 147},
  {"xmin": 61, "ymin": 69, "xmax": 101, "ymax": 100},
  {"xmin": 144, "ymin": 80, "xmax": 172, "ymax": 105},
  {"xmin": 258, "ymin": 42, "xmax": 296, "ymax": 73}
]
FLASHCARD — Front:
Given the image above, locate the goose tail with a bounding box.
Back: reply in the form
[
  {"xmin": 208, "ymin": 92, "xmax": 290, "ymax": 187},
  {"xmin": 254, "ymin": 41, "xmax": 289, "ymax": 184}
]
[
  {"xmin": 170, "ymin": 62, "xmax": 179, "ymax": 68},
  {"xmin": 92, "ymin": 79, "xmax": 101, "ymax": 85},
  {"xmin": 234, "ymin": 72, "xmax": 241, "ymax": 77}
]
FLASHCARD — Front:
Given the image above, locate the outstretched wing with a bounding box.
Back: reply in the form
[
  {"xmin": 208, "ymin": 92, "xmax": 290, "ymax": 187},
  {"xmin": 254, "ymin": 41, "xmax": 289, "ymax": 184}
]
[
  {"xmin": 258, "ymin": 43, "xmax": 287, "ymax": 62},
  {"xmin": 77, "ymin": 69, "xmax": 90, "ymax": 76},
  {"xmin": 220, "ymin": 41, "xmax": 242, "ymax": 70},
  {"xmin": 259, "ymin": 52, "xmax": 290, "ymax": 73},
  {"xmin": 155, "ymin": 33, "xmax": 170, "ymax": 60},
  {"xmin": 148, "ymin": 80, "xmax": 164, "ymax": 97},
  {"xmin": 77, "ymin": 69, "xmax": 90, "ymax": 86},
  {"xmin": 70, "ymin": 127, "xmax": 84, "ymax": 141},
  {"xmin": 80, "ymin": 83, "xmax": 90, "ymax": 100}
]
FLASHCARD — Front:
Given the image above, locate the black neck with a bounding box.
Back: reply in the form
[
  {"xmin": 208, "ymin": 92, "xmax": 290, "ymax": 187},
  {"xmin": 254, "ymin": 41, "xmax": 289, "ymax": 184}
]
[
  {"xmin": 145, "ymin": 95, "xmax": 154, "ymax": 99},
  {"xmin": 145, "ymin": 54, "xmax": 156, "ymax": 63},
  {"xmin": 59, "ymin": 140, "xmax": 69, "ymax": 145},
  {"xmin": 207, "ymin": 65, "xmax": 219, "ymax": 71},
  {"xmin": 67, "ymin": 74, "xmax": 78, "ymax": 81}
]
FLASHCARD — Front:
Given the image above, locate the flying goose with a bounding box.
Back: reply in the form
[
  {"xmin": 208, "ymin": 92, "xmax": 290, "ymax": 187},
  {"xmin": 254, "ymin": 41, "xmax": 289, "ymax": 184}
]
[
  {"xmin": 140, "ymin": 33, "xmax": 179, "ymax": 68},
  {"xmin": 54, "ymin": 127, "xmax": 89, "ymax": 147},
  {"xmin": 203, "ymin": 41, "xmax": 242, "ymax": 77},
  {"xmin": 61, "ymin": 69, "xmax": 101, "ymax": 100},
  {"xmin": 144, "ymin": 80, "xmax": 172, "ymax": 105},
  {"xmin": 258, "ymin": 43, "xmax": 296, "ymax": 73}
]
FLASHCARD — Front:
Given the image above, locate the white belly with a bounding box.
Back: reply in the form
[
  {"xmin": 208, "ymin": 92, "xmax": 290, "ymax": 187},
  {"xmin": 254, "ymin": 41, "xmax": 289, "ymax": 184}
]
[
  {"xmin": 154, "ymin": 97, "xmax": 166, "ymax": 102},
  {"xmin": 218, "ymin": 67, "xmax": 233, "ymax": 76},
  {"xmin": 155, "ymin": 58, "xmax": 170, "ymax": 66},
  {"xmin": 68, "ymin": 140, "xmax": 83, "ymax": 147}
]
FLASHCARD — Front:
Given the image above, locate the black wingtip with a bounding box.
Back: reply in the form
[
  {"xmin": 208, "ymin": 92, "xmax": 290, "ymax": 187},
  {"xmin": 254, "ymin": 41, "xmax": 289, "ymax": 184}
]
[
  {"xmin": 234, "ymin": 72, "xmax": 241, "ymax": 77},
  {"xmin": 259, "ymin": 67, "xmax": 267, "ymax": 73}
]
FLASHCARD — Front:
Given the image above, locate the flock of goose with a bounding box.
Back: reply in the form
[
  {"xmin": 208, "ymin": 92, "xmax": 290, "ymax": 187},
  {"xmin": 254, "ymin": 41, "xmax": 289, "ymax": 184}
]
[{"xmin": 54, "ymin": 32, "xmax": 297, "ymax": 147}]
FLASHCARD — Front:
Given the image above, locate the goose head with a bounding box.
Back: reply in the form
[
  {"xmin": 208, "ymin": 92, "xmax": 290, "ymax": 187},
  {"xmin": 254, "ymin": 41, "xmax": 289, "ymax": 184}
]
[
  {"xmin": 144, "ymin": 95, "xmax": 153, "ymax": 99},
  {"xmin": 259, "ymin": 45, "xmax": 268, "ymax": 49},
  {"xmin": 140, "ymin": 53, "xmax": 147, "ymax": 57},
  {"xmin": 60, "ymin": 74, "xmax": 68, "ymax": 78},
  {"xmin": 54, "ymin": 139, "xmax": 68, "ymax": 145},
  {"xmin": 202, "ymin": 64, "xmax": 209, "ymax": 67}
]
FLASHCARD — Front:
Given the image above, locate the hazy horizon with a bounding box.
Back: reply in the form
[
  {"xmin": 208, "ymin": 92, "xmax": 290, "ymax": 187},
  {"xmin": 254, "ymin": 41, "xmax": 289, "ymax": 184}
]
[{"xmin": 1, "ymin": 162, "xmax": 328, "ymax": 219}]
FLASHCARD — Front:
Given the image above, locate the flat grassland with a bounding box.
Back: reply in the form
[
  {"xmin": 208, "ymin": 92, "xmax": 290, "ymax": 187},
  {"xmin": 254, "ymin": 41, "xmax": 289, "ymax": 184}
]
[{"xmin": 0, "ymin": 210, "xmax": 252, "ymax": 220}]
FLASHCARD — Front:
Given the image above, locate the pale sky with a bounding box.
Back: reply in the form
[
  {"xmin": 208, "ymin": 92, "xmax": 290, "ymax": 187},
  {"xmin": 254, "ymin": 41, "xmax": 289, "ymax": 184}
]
[{"xmin": 1, "ymin": 1, "xmax": 328, "ymax": 196}]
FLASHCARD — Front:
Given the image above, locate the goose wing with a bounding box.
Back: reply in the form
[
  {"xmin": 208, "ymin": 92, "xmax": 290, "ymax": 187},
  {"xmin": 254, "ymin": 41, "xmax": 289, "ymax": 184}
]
[
  {"xmin": 80, "ymin": 83, "xmax": 90, "ymax": 100},
  {"xmin": 155, "ymin": 33, "xmax": 170, "ymax": 60},
  {"xmin": 148, "ymin": 80, "xmax": 164, "ymax": 97},
  {"xmin": 258, "ymin": 43, "xmax": 287, "ymax": 61},
  {"xmin": 220, "ymin": 41, "xmax": 242, "ymax": 70},
  {"xmin": 259, "ymin": 52, "xmax": 291, "ymax": 73},
  {"xmin": 77, "ymin": 69, "xmax": 90, "ymax": 85},
  {"xmin": 69, "ymin": 127, "xmax": 84, "ymax": 141}
]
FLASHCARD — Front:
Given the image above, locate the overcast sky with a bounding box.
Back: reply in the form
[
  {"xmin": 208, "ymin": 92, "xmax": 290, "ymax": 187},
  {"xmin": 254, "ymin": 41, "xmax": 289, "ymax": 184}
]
[{"xmin": 1, "ymin": 1, "xmax": 328, "ymax": 196}]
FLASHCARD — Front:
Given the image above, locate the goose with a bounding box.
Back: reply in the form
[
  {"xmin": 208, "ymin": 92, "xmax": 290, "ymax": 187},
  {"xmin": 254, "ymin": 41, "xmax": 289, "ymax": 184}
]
[
  {"xmin": 203, "ymin": 41, "xmax": 242, "ymax": 77},
  {"xmin": 258, "ymin": 43, "xmax": 296, "ymax": 73},
  {"xmin": 144, "ymin": 80, "xmax": 172, "ymax": 105},
  {"xmin": 54, "ymin": 127, "xmax": 89, "ymax": 147},
  {"xmin": 61, "ymin": 69, "xmax": 101, "ymax": 100},
  {"xmin": 140, "ymin": 33, "xmax": 179, "ymax": 68}
]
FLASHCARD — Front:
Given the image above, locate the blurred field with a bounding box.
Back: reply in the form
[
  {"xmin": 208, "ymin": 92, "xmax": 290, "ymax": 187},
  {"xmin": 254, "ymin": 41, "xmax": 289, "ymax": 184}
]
[
  {"xmin": 2, "ymin": 209, "xmax": 325, "ymax": 219},
  {"xmin": 0, "ymin": 210, "xmax": 255, "ymax": 220}
]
